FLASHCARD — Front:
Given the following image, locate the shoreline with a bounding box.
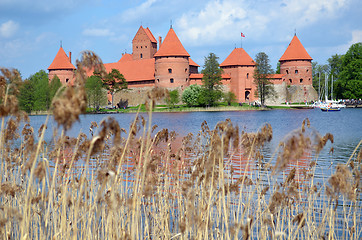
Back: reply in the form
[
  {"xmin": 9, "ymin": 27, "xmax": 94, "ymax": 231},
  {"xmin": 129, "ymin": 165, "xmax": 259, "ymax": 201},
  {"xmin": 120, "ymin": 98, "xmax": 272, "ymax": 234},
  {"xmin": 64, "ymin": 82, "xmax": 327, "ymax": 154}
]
[{"xmin": 28, "ymin": 104, "xmax": 317, "ymax": 116}]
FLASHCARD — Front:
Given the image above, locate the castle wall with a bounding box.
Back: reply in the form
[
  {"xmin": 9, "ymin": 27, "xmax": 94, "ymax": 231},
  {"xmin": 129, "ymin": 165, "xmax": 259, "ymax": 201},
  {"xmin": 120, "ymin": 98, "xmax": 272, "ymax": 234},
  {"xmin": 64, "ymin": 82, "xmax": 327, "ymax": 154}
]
[
  {"xmin": 155, "ymin": 56, "xmax": 190, "ymax": 88},
  {"xmin": 280, "ymin": 60, "xmax": 312, "ymax": 86},
  {"xmin": 48, "ymin": 69, "xmax": 75, "ymax": 85},
  {"xmin": 132, "ymin": 31, "xmax": 157, "ymax": 60},
  {"xmin": 222, "ymin": 65, "xmax": 256, "ymax": 103}
]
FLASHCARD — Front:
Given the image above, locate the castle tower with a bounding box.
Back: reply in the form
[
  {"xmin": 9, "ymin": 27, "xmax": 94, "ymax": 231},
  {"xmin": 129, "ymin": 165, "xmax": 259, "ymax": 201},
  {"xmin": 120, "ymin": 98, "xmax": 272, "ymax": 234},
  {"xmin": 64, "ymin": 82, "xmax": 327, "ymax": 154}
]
[
  {"xmin": 220, "ymin": 48, "xmax": 256, "ymax": 102},
  {"xmin": 279, "ymin": 34, "xmax": 313, "ymax": 85},
  {"xmin": 48, "ymin": 47, "xmax": 76, "ymax": 85},
  {"xmin": 154, "ymin": 28, "xmax": 190, "ymax": 88},
  {"xmin": 132, "ymin": 26, "xmax": 158, "ymax": 60}
]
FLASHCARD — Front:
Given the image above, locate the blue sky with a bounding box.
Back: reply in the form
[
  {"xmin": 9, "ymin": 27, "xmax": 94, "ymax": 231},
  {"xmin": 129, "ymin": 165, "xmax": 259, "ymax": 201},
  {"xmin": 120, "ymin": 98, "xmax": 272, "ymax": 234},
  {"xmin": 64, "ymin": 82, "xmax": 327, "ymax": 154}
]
[{"xmin": 1, "ymin": 0, "xmax": 361, "ymax": 79}]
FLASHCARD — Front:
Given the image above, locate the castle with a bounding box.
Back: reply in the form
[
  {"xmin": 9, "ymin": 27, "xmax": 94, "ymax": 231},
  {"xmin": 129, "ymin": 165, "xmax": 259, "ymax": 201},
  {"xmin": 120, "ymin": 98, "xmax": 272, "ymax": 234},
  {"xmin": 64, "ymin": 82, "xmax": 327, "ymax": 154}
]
[{"xmin": 48, "ymin": 26, "xmax": 317, "ymax": 104}]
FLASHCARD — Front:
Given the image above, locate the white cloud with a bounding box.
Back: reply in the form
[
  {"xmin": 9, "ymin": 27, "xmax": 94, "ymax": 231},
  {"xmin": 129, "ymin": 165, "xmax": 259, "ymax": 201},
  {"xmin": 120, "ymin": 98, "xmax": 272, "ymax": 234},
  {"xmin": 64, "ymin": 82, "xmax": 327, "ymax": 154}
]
[
  {"xmin": 0, "ymin": 20, "xmax": 19, "ymax": 38},
  {"xmin": 82, "ymin": 28, "xmax": 114, "ymax": 37},
  {"xmin": 175, "ymin": 0, "xmax": 352, "ymax": 46},
  {"xmin": 349, "ymin": 30, "xmax": 362, "ymax": 44},
  {"xmin": 121, "ymin": 0, "xmax": 158, "ymax": 22}
]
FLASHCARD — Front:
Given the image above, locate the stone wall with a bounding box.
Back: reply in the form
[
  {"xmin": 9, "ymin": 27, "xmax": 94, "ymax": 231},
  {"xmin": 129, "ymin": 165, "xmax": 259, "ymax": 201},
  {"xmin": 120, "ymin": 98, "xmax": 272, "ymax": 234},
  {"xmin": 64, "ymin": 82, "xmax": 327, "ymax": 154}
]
[{"xmin": 265, "ymin": 82, "xmax": 318, "ymax": 104}]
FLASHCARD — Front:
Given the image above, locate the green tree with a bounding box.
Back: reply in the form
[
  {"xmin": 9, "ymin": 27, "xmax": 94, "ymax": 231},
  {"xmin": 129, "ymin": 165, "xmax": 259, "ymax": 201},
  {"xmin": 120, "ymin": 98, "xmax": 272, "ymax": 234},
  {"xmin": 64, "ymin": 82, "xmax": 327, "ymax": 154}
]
[
  {"xmin": 49, "ymin": 75, "xmax": 62, "ymax": 101},
  {"xmin": 103, "ymin": 69, "xmax": 127, "ymax": 108},
  {"xmin": 31, "ymin": 70, "xmax": 50, "ymax": 111},
  {"xmin": 275, "ymin": 62, "xmax": 280, "ymax": 74},
  {"xmin": 335, "ymin": 43, "xmax": 362, "ymax": 99},
  {"xmin": 18, "ymin": 79, "xmax": 34, "ymax": 113},
  {"xmin": 200, "ymin": 53, "xmax": 223, "ymax": 106},
  {"xmin": 182, "ymin": 84, "xmax": 203, "ymax": 107},
  {"xmin": 224, "ymin": 91, "xmax": 236, "ymax": 106},
  {"xmin": 253, "ymin": 52, "xmax": 275, "ymax": 106},
  {"xmin": 86, "ymin": 75, "xmax": 106, "ymax": 110},
  {"xmin": 165, "ymin": 89, "xmax": 179, "ymax": 108}
]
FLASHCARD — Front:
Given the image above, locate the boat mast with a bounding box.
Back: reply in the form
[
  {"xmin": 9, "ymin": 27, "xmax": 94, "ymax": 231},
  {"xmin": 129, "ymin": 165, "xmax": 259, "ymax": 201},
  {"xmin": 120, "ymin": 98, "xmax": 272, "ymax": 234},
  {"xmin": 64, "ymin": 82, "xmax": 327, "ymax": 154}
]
[
  {"xmin": 325, "ymin": 74, "xmax": 328, "ymax": 101},
  {"xmin": 331, "ymin": 75, "xmax": 333, "ymax": 101},
  {"xmin": 318, "ymin": 72, "xmax": 320, "ymax": 101}
]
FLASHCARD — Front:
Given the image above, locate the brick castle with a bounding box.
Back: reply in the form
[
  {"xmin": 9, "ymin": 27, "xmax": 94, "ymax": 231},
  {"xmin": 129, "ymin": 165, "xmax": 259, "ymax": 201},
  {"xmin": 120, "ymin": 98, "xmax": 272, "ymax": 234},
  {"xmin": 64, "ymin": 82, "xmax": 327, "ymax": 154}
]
[{"xmin": 48, "ymin": 26, "xmax": 317, "ymax": 104}]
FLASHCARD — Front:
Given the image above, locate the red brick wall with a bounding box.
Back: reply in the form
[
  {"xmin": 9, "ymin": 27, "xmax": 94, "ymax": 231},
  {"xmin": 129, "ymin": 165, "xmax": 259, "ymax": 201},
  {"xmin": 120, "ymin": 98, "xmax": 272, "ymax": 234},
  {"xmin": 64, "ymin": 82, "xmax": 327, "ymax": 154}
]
[
  {"xmin": 280, "ymin": 60, "xmax": 312, "ymax": 85},
  {"xmin": 222, "ymin": 65, "xmax": 256, "ymax": 103},
  {"xmin": 155, "ymin": 57, "xmax": 190, "ymax": 88},
  {"xmin": 132, "ymin": 31, "xmax": 157, "ymax": 60},
  {"xmin": 48, "ymin": 69, "xmax": 75, "ymax": 85}
]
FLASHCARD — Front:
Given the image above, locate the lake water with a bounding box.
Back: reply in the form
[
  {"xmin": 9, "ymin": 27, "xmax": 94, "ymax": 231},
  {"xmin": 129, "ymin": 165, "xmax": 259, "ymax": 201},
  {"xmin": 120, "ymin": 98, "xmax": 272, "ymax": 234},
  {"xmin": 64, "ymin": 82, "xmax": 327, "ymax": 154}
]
[
  {"xmin": 10, "ymin": 108, "xmax": 362, "ymax": 237},
  {"xmin": 29, "ymin": 108, "xmax": 362, "ymax": 164}
]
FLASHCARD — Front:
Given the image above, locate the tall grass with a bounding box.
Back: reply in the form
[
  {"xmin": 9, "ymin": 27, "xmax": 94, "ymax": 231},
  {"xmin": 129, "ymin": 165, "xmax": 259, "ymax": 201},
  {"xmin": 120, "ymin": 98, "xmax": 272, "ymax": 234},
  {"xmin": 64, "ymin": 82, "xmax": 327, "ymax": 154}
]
[{"xmin": 0, "ymin": 58, "xmax": 361, "ymax": 239}]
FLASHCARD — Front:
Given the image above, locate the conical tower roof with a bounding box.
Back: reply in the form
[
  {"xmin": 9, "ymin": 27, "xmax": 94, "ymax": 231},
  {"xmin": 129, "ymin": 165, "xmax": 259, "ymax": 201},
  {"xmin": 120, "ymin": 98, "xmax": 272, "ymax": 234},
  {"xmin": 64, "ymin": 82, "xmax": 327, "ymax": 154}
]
[
  {"xmin": 154, "ymin": 28, "xmax": 190, "ymax": 57},
  {"xmin": 279, "ymin": 35, "xmax": 312, "ymax": 61},
  {"xmin": 48, "ymin": 47, "xmax": 76, "ymax": 70},
  {"xmin": 220, "ymin": 48, "xmax": 255, "ymax": 67}
]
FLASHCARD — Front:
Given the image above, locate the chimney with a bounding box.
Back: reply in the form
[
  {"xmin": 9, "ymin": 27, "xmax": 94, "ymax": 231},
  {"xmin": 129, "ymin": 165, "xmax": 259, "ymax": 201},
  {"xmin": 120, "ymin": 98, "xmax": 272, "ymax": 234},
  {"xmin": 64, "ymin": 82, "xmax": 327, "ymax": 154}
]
[
  {"xmin": 158, "ymin": 36, "xmax": 162, "ymax": 49},
  {"xmin": 69, "ymin": 51, "xmax": 72, "ymax": 63}
]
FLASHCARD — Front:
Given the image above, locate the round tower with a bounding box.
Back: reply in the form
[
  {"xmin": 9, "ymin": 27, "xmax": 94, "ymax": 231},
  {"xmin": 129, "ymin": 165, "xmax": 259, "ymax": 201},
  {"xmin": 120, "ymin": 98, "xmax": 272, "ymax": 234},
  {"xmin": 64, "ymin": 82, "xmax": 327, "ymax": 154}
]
[
  {"xmin": 279, "ymin": 34, "xmax": 313, "ymax": 86},
  {"xmin": 154, "ymin": 28, "xmax": 190, "ymax": 89}
]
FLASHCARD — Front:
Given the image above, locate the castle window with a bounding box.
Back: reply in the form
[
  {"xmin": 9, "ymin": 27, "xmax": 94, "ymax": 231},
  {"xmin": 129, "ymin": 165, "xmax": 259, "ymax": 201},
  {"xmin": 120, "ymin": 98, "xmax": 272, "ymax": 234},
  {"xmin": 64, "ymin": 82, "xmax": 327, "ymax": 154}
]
[
  {"xmin": 286, "ymin": 70, "xmax": 289, "ymax": 74},
  {"xmin": 141, "ymin": 46, "xmax": 143, "ymax": 48},
  {"xmin": 295, "ymin": 70, "xmax": 298, "ymax": 74},
  {"xmin": 247, "ymin": 73, "xmax": 249, "ymax": 79},
  {"xmin": 185, "ymin": 68, "xmax": 187, "ymax": 72},
  {"xmin": 289, "ymin": 79, "xmax": 292, "ymax": 83},
  {"xmin": 140, "ymin": 53, "xmax": 143, "ymax": 59},
  {"xmin": 170, "ymin": 78, "xmax": 174, "ymax": 83},
  {"xmin": 145, "ymin": 46, "xmax": 147, "ymax": 48},
  {"xmin": 157, "ymin": 79, "xmax": 159, "ymax": 82},
  {"xmin": 66, "ymin": 79, "xmax": 69, "ymax": 83},
  {"xmin": 306, "ymin": 69, "xmax": 309, "ymax": 72},
  {"xmin": 300, "ymin": 79, "xmax": 303, "ymax": 83},
  {"xmin": 168, "ymin": 68, "xmax": 172, "ymax": 73}
]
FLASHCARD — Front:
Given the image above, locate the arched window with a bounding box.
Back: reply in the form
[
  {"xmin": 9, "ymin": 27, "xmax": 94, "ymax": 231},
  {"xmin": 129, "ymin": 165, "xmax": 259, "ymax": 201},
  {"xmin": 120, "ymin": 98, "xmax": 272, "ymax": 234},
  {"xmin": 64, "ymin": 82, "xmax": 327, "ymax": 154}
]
[
  {"xmin": 300, "ymin": 79, "xmax": 303, "ymax": 83},
  {"xmin": 170, "ymin": 78, "xmax": 174, "ymax": 83},
  {"xmin": 246, "ymin": 73, "xmax": 249, "ymax": 79},
  {"xmin": 168, "ymin": 68, "xmax": 172, "ymax": 73},
  {"xmin": 140, "ymin": 53, "xmax": 143, "ymax": 59}
]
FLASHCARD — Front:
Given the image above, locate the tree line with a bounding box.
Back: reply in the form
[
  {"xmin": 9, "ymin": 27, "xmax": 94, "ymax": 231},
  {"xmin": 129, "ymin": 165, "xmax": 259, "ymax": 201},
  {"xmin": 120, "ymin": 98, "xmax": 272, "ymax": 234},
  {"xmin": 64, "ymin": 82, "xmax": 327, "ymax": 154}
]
[
  {"xmin": 15, "ymin": 68, "xmax": 127, "ymax": 113},
  {"xmin": 312, "ymin": 42, "xmax": 362, "ymax": 100}
]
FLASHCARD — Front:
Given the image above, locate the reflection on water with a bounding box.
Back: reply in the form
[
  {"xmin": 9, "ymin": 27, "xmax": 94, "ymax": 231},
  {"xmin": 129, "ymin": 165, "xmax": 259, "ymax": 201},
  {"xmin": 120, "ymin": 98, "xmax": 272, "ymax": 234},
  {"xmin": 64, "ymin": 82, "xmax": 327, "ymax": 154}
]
[{"xmin": 24, "ymin": 108, "xmax": 361, "ymax": 237}]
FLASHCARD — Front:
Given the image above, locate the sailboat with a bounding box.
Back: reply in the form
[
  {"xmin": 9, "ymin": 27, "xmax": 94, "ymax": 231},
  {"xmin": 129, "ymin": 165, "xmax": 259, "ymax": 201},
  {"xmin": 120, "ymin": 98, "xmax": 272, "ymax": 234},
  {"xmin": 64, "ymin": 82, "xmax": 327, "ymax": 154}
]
[{"xmin": 319, "ymin": 74, "xmax": 345, "ymax": 111}]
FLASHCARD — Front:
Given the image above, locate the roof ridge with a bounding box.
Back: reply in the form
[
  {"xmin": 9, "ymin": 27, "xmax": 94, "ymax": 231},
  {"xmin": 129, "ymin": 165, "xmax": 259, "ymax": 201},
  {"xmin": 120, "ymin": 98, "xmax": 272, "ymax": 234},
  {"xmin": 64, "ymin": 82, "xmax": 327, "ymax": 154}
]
[
  {"xmin": 279, "ymin": 35, "xmax": 312, "ymax": 61},
  {"xmin": 48, "ymin": 47, "xmax": 76, "ymax": 70},
  {"xmin": 220, "ymin": 48, "xmax": 255, "ymax": 67},
  {"xmin": 145, "ymin": 27, "xmax": 157, "ymax": 43},
  {"xmin": 154, "ymin": 28, "xmax": 190, "ymax": 57}
]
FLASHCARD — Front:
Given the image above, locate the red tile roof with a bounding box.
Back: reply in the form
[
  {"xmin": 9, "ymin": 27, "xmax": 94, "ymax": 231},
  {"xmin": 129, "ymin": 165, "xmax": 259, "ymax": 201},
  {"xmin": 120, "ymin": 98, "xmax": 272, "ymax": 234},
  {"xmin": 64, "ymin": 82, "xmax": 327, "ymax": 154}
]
[
  {"xmin": 220, "ymin": 48, "xmax": 255, "ymax": 67},
  {"xmin": 267, "ymin": 74, "xmax": 284, "ymax": 79},
  {"xmin": 189, "ymin": 73, "xmax": 231, "ymax": 79},
  {"xmin": 48, "ymin": 47, "xmax": 76, "ymax": 70},
  {"xmin": 104, "ymin": 58, "xmax": 155, "ymax": 82},
  {"xmin": 154, "ymin": 28, "xmax": 190, "ymax": 57},
  {"xmin": 118, "ymin": 53, "xmax": 133, "ymax": 62},
  {"xmin": 144, "ymin": 27, "xmax": 157, "ymax": 43},
  {"xmin": 189, "ymin": 58, "xmax": 200, "ymax": 67},
  {"xmin": 279, "ymin": 35, "xmax": 312, "ymax": 61}
]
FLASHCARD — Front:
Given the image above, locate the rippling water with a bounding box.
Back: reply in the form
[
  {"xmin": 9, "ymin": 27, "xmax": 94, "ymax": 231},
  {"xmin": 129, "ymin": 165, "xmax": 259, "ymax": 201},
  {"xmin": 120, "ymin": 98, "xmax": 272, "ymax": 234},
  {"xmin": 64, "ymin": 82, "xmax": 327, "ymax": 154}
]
[
  {"xmin": 28, "ymin": 108, "xmax": 361, "ymax": 162},
  {"xmin": 10, "ymin": 108, "xmax": 362, "ymax": 237}
]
